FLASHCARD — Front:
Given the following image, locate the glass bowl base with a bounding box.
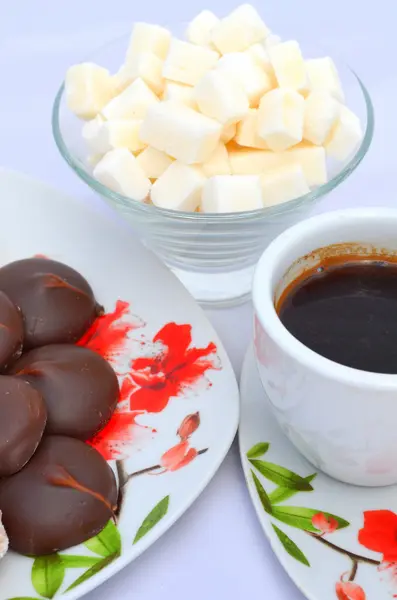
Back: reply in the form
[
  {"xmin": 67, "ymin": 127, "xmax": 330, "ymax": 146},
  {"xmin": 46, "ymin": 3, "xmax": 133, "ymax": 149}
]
[{"xmin": 169, "ymin": 265, "xmax": 255, "ymax": 308}]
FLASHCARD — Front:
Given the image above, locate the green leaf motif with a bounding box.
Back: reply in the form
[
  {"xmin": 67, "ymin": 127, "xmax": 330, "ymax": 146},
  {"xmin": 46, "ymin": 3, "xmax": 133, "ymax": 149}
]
[
  {"xmin": 66, "ymin": 553, "xmax": 119, "ymax": 592},
  {"xmin": 84, "ymin": 520, "xmax": 121, "ymax": 557},
  {"xmin": 31, "ymin": 554, "xmax": 65, "ymax": 599},
  {"xmin": 6, "ymin": 597, "xmax": 43, "ymax": 599},
  {"xmin": 59, "ymin": 555, "xmax": 102, "ymax": 568},
  {"xmin": 247, "ymin": 443, "xmax": 270, "ymax": 459},
  {"xmin": 133, "ymin": 495, "xmax": 170, "ymax": 544},
  {"xmin": 249, "ymin": 459, "xmax": 314, "ymax": 491},
  {"xmin": 272, "ymin": 524, "xmax": 310, "ymax": 567},
  {"xmin": 271, "ymin": 506, "xmax": 349, "ymax": 532},
  {"xmin": 251, "ymin": 470, "xmax": 272, "ymax": 514},
  {"xmin": 269, "ymin": 474, "xmax": 317, "ymax": 504}
]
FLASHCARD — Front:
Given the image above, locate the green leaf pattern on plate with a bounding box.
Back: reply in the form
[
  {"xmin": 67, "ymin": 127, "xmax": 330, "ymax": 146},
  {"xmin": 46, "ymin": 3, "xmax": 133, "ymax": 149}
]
[
  {"xmin": 271, "ymin": 506, "xmax": 349, "ymax": 532},
  {"xmin": 133, "ymin": 495, "xmax": 170, "ymax": 544},
  {"xmin": 249, "ymin": 459, "xmax": 314, "ymax": 491},
  {"xmin": 7, "ymin": 494, "xmax": 171, "ymax": 599},
  {"xmin": 272, "ymin": 524, "xmax": 310, "ymax": 567},
  {"xmin": 251, "ymin": 470, "xmax": 272, "ymax": 514},
  {"xmin": 269, "ymin": 473, "xmax": 317, "ymax": 504},
  {"xmin": 84, "ymin": 520, "xmax": 122, "ymax": 557},
  {"xmin": 31, "ymin": 555, "xmax": 65, "ymax": 599},
  {"xmin": 66, "ymin": 553, "xmax": 119, "ymax": 592},
  {"xmin": 248, "ymin": 442, "xmax": 350, "ymax": 569},
  {"xmin": 59, "ymin": 555, "xmax": 102, "ymax": 568},
  {"xmin": 246, "ymin": 443, "xmax": 270, "ymax": 458}
]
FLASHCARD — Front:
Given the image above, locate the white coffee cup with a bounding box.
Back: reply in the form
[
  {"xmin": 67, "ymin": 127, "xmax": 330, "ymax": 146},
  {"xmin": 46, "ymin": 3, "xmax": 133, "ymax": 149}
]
[{"xmin": 252, "ymin": 208, "xmax": 397, "ymax": 487}]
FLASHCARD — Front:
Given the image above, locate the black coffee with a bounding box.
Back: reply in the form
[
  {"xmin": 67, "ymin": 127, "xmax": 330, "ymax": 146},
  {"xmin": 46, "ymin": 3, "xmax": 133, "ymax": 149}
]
[{"xmin": 277, "ymin": 259, "xmax": 397, "ymax": 374}]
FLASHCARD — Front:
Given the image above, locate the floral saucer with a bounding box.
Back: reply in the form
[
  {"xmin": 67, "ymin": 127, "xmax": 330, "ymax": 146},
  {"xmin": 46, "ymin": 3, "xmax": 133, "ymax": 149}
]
[
  {"xmin": 239, "ymin": 344, "xmax": 397, "ymax": 600},
  {"xmin": 0, "ymin": 168, "xmax": 239, "ymax": 600}
]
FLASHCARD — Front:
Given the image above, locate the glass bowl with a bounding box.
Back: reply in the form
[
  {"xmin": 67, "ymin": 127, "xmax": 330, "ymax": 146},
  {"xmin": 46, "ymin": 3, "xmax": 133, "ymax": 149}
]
[{"xmin": 52, "ymin": 33, "xmax": 374, "ymax": 307}]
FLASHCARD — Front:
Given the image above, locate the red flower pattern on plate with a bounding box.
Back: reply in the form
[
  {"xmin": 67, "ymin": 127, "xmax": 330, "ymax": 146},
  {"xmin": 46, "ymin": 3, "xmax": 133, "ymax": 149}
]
[
  {"xmin": 335, "ymin": 581, "xmax": 366, "ymax": 600},
  {"xmin": 312, "ymin": 512, "xmax": 338, "ymax": 535},
  {"xmin": 78, "ymin": 300, "xmax": 143, "ymax": 364},
  {"xmin": 160, "ymin": 441, "xmax": 198, "ymax": 472},
  {"xmin": 81, "ymin": 303, "xmax": 217, "ymax": 461},
  {"xmin": 158, "ymin": 411, "xmax": 201, "ymax": 472},
  {"xmin": 126, "ymin": 322, "xmax": 218, "ymax": 414},
  {"xmin": 358, "ymin": 510, "xmax": 397, "ymax": 562}
]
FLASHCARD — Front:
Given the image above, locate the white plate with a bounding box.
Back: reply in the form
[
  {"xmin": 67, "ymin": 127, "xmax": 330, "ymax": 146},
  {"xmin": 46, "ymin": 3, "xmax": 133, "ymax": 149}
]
[
  {"xmin": 239, "ymin": 345, "xmax": 397, "ymax": 600},
  {"xmin": 0, "ymin": 168, "xmax": 239, "ymax": 600}
]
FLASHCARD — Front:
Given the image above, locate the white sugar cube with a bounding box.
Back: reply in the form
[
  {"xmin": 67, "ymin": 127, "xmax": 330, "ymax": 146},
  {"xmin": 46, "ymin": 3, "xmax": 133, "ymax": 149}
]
[
  {"xmin": 124, "ymin": 52, "xmax": 165, "ymax": 95},
  {"xmin": 217, "ymin": 53, "xmax": 273, "ymax": 107},
  {"xmin": 102, "ymin": 78, "xmax": 158, "ymax": 120},
  {"xmin": 202, "ymin": 143, "xmax": 231, "ymax": 177},
  {"xmin": 236, "ymin": 109, "xmax": 268, "ymax": 149},
  {"xmin": 325, "ymin": 105, "xmax": 362, "ymax": 161},
  {"xmin": 65, "ymin": 63, "xmax": 115, "ymax": 120},
  {"xmin": 221, "ymin": 122, "xmax": 237, "ymax": 143},
  {"xmin": 261, "ymin": 164, "xmax": 310, "ymax": 207},
  {"xmin": 228, "ymin": 148, "xmax": 277, "ymax": 174},
  {"xmin": 82, "ymin": 115, "xmax": 105, "ymax": 152},
  {"xmin": 94, "ymin": 148, "xmax": 151, "ymax": 201},
  {"xmin": 306, "ymin": 57, "xmax": 344, "ymax": 103},
  {"xmin": 136, "ymin": 147, "xmax": 174, "ymax": 179},
  {"xmin": 269, "ymin": 41, "xmax": 310, "ymax": 93},
  {"xmin": 163, "ymin": 39, "xmax": 219, "ymax": 86},
  {"xmin": 304, "ymin": 91, "xmax": 341, "ymax": 145},
  {"xmin": 258, "ymin": 88, "xmax": 304, "ymax": 151},
  {"xmin": 211, "ymin": 4, "xmax": 270, "ymax": 54},
  {"xmin": 193, "ymin": 70, "xmax": 249, "ymax": 125},
  {"xmin": 140, "ymin": 101, "xmax": 221, "ymax": 163},
  {"xmin": 87, "ymin": 154, "xmax": 103, "ymax": 167},
  {"xmin": 264, "ymin": 34, "xmax": 282, "ymax": 49},
  {"xmin": 244, "ymin": 43, "xmax": 275, "ymax": 80},
  {"xmin": 228, "ymin": 143, "xmax": 327, "ymax": 185},
  {"xmin": 126, "ymin": 23, "xmax": 171, "ymax": 61},
  {"xmin": 151, "ymin": 162, "xmax": 206, "ymax": 211},
  {"xmin": 113, "ymin": 65, "xmax": 135, "ymax": 94},
  {"xmin": 84, "ymin": 115, "xmax": 135, "ymax": 155},
  {"xmin": 202, "ymin": 175, "xmax": 263, "ymax": 212},
  {"xmin": 101, "ymin": 120, "xmax": 147, "ymax": 153},
  {"xmin": 186, "ymin": 10, "xmax": 220, "ymax": 47},
  {"xmin": 284, "ymin": 144, "xmax": 327, "ymax": 186},
  {"xmin": 162, "ymin": 81, "xmax": 197, "ymax": 109}
]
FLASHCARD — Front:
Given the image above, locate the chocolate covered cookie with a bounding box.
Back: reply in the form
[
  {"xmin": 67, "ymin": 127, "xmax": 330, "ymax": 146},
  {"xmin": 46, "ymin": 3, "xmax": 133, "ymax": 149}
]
[
  {"xmin": 0, "ymin": 436, "xmax": 118, "ymax": 555},
  {"xmin": 0, "ymin": 376, "xmax": 46, "ymax": 477},
  {"xmin": 0, "ymin": 291, "xmax": 23, "ymax": 370},
  {"xmin": 11, "ymin": 344, "xmax": 119, "ymax": 439},
  {"xmin": 0, "ymin": 258, "xmax": 102, "ymax": 349}
]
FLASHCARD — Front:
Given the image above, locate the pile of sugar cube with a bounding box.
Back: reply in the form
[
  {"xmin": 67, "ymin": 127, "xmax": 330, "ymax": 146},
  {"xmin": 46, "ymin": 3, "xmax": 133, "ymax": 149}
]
[{"xmin": 65, "ymin": 4, "xmax": 363, "ymax": 213}]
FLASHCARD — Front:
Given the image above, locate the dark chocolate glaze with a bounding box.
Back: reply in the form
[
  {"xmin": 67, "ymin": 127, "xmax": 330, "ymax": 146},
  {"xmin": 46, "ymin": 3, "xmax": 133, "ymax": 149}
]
[
  {"xmin": 0, "ymin": 258, "xmax": 102, "ymax": 349},
  {"xmin": 0, "ymin": 375, "xmax": 46, "ymax": 477},
  {"xmin": 278, "ymin": 260, "xmax": 397, "ymax": 374},
  {"xmin": 10, "ymin": 344, "xmax": 120, "ymax": 440},
  {"xmin": 0, "ymin": 291, "xmax": 23, "ymax": 370},
  {"xmin": 0, "ymin": 435, "xmax": 118, "ymax": 555}
]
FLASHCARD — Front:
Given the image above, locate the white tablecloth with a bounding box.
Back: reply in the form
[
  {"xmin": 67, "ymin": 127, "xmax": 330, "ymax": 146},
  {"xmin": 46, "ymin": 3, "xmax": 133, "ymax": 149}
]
[{"xmin": 1, "ymin": 1, "xmax": 393, "ymax": 597}]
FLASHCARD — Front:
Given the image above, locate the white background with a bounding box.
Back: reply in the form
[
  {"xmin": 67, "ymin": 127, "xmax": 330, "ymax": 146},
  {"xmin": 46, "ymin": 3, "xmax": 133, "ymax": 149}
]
[{"xmin": 1, "ymin": 1, "xmax": 395, "ymax": 598}]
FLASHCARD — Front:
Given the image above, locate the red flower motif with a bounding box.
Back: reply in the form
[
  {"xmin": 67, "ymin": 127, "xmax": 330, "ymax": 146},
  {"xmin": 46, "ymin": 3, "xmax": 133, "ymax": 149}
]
[
  {"xmin": 358, "ymin": 510, "xmax": 397, "ymax": 562},
  {"xmin": 177, "ymin": 412, "xmax": 200, "ymax": 440},
  {"xmin": 128, "ymin": 322, "xmax": 218, "ymax": 414},
  {"xmin": 88, "ymin": 412, "xmax": 137, "ymax": 460},
  {"xmin": 312, "ymin": 512, "xmax": 338, "ymax": 535},
  {"xmin": 78, "ymin": 300, "xmax": 142, "ymax": 364},
  {"xmin": 335, "ymin": 581, "xmax": 366, "ymax": 600},
  {"xmin": 160, "ymin": 441, "xmax": 198, "ymax": 472}
]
